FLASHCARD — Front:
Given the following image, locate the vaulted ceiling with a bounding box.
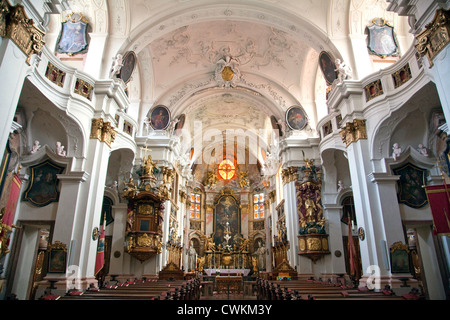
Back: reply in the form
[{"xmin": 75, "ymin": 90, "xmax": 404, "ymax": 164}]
[{"xmin": 57, "ymin": 0, "xmax": 412, "ymax": 168}]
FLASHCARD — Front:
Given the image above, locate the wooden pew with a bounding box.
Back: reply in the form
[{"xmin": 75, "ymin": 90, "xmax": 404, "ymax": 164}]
[
  {"xmin": 57, "ymin": 277, "xmax": 201, "ymax": 301},
  {"xmin": 256, "ymin": 278, "xmax": 411, "ymax": 301}
]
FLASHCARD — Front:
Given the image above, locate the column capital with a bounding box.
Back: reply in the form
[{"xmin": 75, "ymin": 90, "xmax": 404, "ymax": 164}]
[
  {"xmin": 0, "ymin": 1, "xmax": 45, "ymax": 65},
  {"xmin": 90, "ymin": 118, "xmax": 116, "ymax": 147},
  {"xmin": 339, "ymin": 118, "xmax": 367, "ymax": 147},
  {"xmin": 415, "ymin": 9, "xmax": 450, "ymax": 67}
]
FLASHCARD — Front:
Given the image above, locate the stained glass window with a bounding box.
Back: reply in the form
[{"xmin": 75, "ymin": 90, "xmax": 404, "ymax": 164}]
[
  {"xmin": 218, "ymin": 159, "xmax": 236, "ymax": 180},
  {"xmin": 254, "ymin": 192, "xmax": 265, "ymax": 219},
  {"xmin": 190, "ymin": 192, "xmax": 201, "ymax": 219}
]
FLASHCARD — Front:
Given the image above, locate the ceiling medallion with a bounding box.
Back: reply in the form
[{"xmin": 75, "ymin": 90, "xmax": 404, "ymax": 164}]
[{"xmin": 215, "ymin": 52, "xmax": 241, "ymax": 87}]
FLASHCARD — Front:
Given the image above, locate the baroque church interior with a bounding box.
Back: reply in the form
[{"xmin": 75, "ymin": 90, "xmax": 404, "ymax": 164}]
[{"xmin": 0, "ymin": 0, "xmax": 449, "ymax": 301}]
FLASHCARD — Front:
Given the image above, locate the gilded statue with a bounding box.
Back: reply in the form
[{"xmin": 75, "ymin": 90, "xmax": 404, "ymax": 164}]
[
  {"xmin": 251, "ymin": 256, "xmax": 258, "ymax": 273},
  {"xmin": 123, "ymin": 178, "xmax": 137, "ymax": 197},
  {"xmin": 204, "ymin": 236, "xmax": 216, "ymax": 252},
  {"xmin": 238, "ymin": 171, "xmax": 249, "ymax": 188},
  {"xmin": 197, "ymin": 256, "xmax": 205, "ymax": 272},
  {"xmin": 205, "ymin": 170, "xmax": 218, "ymax": 188},
  {"xmin": 143, "ymin": 155, "xmax": 157, "ymax": 176},
  {"xmin": 304, "ymin": 198, "xmax": 316, "ymax": 222}
]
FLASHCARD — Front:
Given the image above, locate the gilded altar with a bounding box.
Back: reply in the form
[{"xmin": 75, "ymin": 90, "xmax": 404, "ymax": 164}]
[{"xmin": 296, "ymin": 158, "xmax": 330, "ymax": 262}]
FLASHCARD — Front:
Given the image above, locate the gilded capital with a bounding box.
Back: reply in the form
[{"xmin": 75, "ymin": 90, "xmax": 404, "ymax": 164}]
[
  {"xmin": 90, "ymin": 118, "xmax": 116, "ymax": 147},
  {"xmin": 90, "ymin": 118, "xmax": 103, "ymax": 140},
  {"xmin": 0, "ymin": 1, "xmax": 45, "ymax": 65},
  {"xmin": 339, "ymin": 118, "xmax": 367, "ymax": 147},
  {"xmin": 415, "ymin": 9, "xmax": 450, "ymax": 67}
]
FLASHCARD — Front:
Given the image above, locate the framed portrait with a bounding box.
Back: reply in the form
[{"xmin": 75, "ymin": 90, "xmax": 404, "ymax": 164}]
[
  {"xmin": 318, "ymin": 51, "xmax": 337, "ymax": 85},
  {"xmin": 390, "ymin": 242, "xmax": 410, "ymax": 273},
  {"xmin": 366, "ymin": 18, "xmax": 399, "ymax": 57},
  {"xmin": 392, "ymin": 163, "xmax": 428, "ymax": 208},
  {"xmin": 56, "ymin": 13, "xmax": 89, "ymax": 55},
  {"xmin": 119, "ymin": 51, "xmax": 137, "ymax": 84},
  {"xmin": 47, "ymin": 241, "xmax": 67, "ymax": 273},
  {"xmin": 286, "ymin": 105, "xmax": 308, "ymax": 131},
  {"xmin": 22, "ymin": 160, "xmax": 65, "ymax": 207},
  {"xmin": 149, "ymin": 105, "xmax": 171, "ymax": 130}
]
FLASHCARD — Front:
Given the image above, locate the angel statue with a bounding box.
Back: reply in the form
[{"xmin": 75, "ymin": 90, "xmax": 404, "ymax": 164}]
[
  {"xmin": 335, "ymin": 58, "xmax": 352, "ymax": 83},
  {"xmin": 110, "ymin": 54, "xmax": 123, "ymax": 78}
]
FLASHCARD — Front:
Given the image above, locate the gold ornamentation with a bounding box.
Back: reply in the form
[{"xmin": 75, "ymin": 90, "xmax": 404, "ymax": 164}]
[
  {"xmin": 339, "ymin": 119, "xmax": 367, "ymax": 147},
  {"xmin": 322, "ymin": 237, "xmax": 328, "ymax": 251},
  {"xmin": 137, "ymin": 233, "xmax": 152, "ymax": 247},
  {"xmin": 222, "ymin": 66, "xmax": 234, "ymax": 81},
  {"xmin": 299, "ymin": 238, "xmax": 306, "ymax": 251},
  {"xmin": 392, "ymin": 63, "xmax": 412, "ymax": 88},
  {"xmin": 238, "ymin": 170, "xmax": 249, "ymax": 188},
  {"xmin": 74, "ymin": 78, "xmax": 93, "ymax": 100},
  {"xmin": 282, "ymin": 167, "xmax": 298, "ymax": 185},
  {"xmin": 364, "ymin": 79, "xmax": 384, "ymax": 101},
  {"xmin": 390, "ymin": 241, "xmax": 409, "ymax": 253},
  {"xmin": 90, "ymin": 118, "xmax": 116, "ymax": 147},
  {"xmin": 0, "ymin": 1, "xmax": 45, "ymax": 65},
  {"xmin": 415, "ymin": 9, "xmax": 450, "ymax": 67},
  {"xmin": 306, "ymin": 237, "xmax": 321, "ymax": 251},
  {"xmin": 138, "ymin": 204, "xmax": 153, "ymax": 215},
  {"xmin": 90, "ymin": 118, "xmax": 103, "ymax": 140},
  {"xmin": 45, "ymin": 62, "xmax": 66, "ymax": 87},
  {"xmin": 101, "ymin": 121, "xmax": 116, "ymax": 147},
  {"xmin": 47, "ymin": 240, "xmax": 67, "ymax": 251}
]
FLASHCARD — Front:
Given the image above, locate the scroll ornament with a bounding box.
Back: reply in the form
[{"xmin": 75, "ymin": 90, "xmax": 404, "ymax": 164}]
[{"xmin": 0, "ymin": 0, "xmax": 45, "ymax": 65}]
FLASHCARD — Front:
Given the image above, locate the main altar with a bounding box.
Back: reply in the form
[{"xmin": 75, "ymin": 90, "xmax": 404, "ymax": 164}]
[{"xmin": 190, "ymin": 188, "xmax": 263, "ymax": 276}]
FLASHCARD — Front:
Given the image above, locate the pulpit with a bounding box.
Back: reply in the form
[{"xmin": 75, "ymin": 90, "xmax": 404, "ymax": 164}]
[{"xmin": 122, "ymin": 154, "xmax": 167, "ymax": 262}]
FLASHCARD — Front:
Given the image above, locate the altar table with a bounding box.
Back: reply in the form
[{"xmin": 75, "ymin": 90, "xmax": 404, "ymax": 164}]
[{"xmin": 204, "ymin": 269, "xmax": 250, "ymax": 276}]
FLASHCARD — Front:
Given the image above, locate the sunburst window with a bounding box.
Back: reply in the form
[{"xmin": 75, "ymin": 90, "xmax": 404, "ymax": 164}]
[{"xmin": 218, "ymin": 159, "xmax": 236, "ymax": 180}]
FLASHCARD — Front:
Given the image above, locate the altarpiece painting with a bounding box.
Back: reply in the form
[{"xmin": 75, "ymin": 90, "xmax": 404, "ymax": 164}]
[
  {"xmin": 22, "ymin": 160, "xmax": 65, "ymax": 207},
  {"xmin": 213, "ymin": 193, "xmax": 240, "ymax": 250},
  {"xmin": 393, "ymin": 163, "xmax": 428, "ymax": 208}
]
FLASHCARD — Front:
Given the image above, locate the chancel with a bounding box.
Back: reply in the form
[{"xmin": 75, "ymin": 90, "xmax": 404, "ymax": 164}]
[{"xmin": 0, "ymin": 0, "xmax": 449, "ymax": 302}]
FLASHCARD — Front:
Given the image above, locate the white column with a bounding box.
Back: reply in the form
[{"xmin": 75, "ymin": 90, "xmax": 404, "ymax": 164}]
[
  {"xmin": 0, "ymin": 39, "xmax": 29, "ymax": 157},
  {"xmin": 108, "ymin": 203, "xmax": 128, "ymax": 276},
  {"xmin": 428, "ymin": 45, "xmax": 450, "ymax": 124},
  {"xmin": 322, "ymin": 204, "xmax": 347, "ymax": 276},
  {"xmin": 345, "ymin": 139, "xmax": 387, "ymax": 279},
  {"xmin": 282, "ymin": 176, "xmax": 299, "ymax": 270}
]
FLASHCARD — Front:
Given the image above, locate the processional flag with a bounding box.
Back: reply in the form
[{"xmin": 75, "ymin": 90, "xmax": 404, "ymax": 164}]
[
  {"xmin": 94, "ymin": 216, "xmax": 106, "ymax": 276},
  {"xmin": 347, "ymin": 218, "xmax": 358, "ymax": 278},
  {"xmin": 424, "ymin": 184, "xmax": 450, "ymax": 236},
  {"xmin": 0, "ymin": 173, "xmax": 22, "ymax": 257}
]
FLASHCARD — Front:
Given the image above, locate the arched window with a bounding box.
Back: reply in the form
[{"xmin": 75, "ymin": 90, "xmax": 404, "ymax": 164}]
[
  {"xmin": 190, "ymin": 190, "xmax": 201, "ymax": 219},
  {"xmin": 253, "ymin": 192, "xmax": 265, "ymax": 219},
  {"xmin": 341, "ymin": 196, "xmax": 357, "ymax": 225}
]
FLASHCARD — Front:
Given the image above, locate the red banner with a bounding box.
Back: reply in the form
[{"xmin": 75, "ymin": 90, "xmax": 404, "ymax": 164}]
[
  {"xmin": 94, "ymin": 218, "xmax": 106, "ymax": 276},
  {"xmin": 0, "ymin": 173, "xmax": 21, "ymax": 256},
  {"xmin": 1, "ymin": 173, "xmax": 21, "ymax": 230},
  {"xmin": 424, "ymin": 184, "xmax": 450, "ymax": 236}
]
